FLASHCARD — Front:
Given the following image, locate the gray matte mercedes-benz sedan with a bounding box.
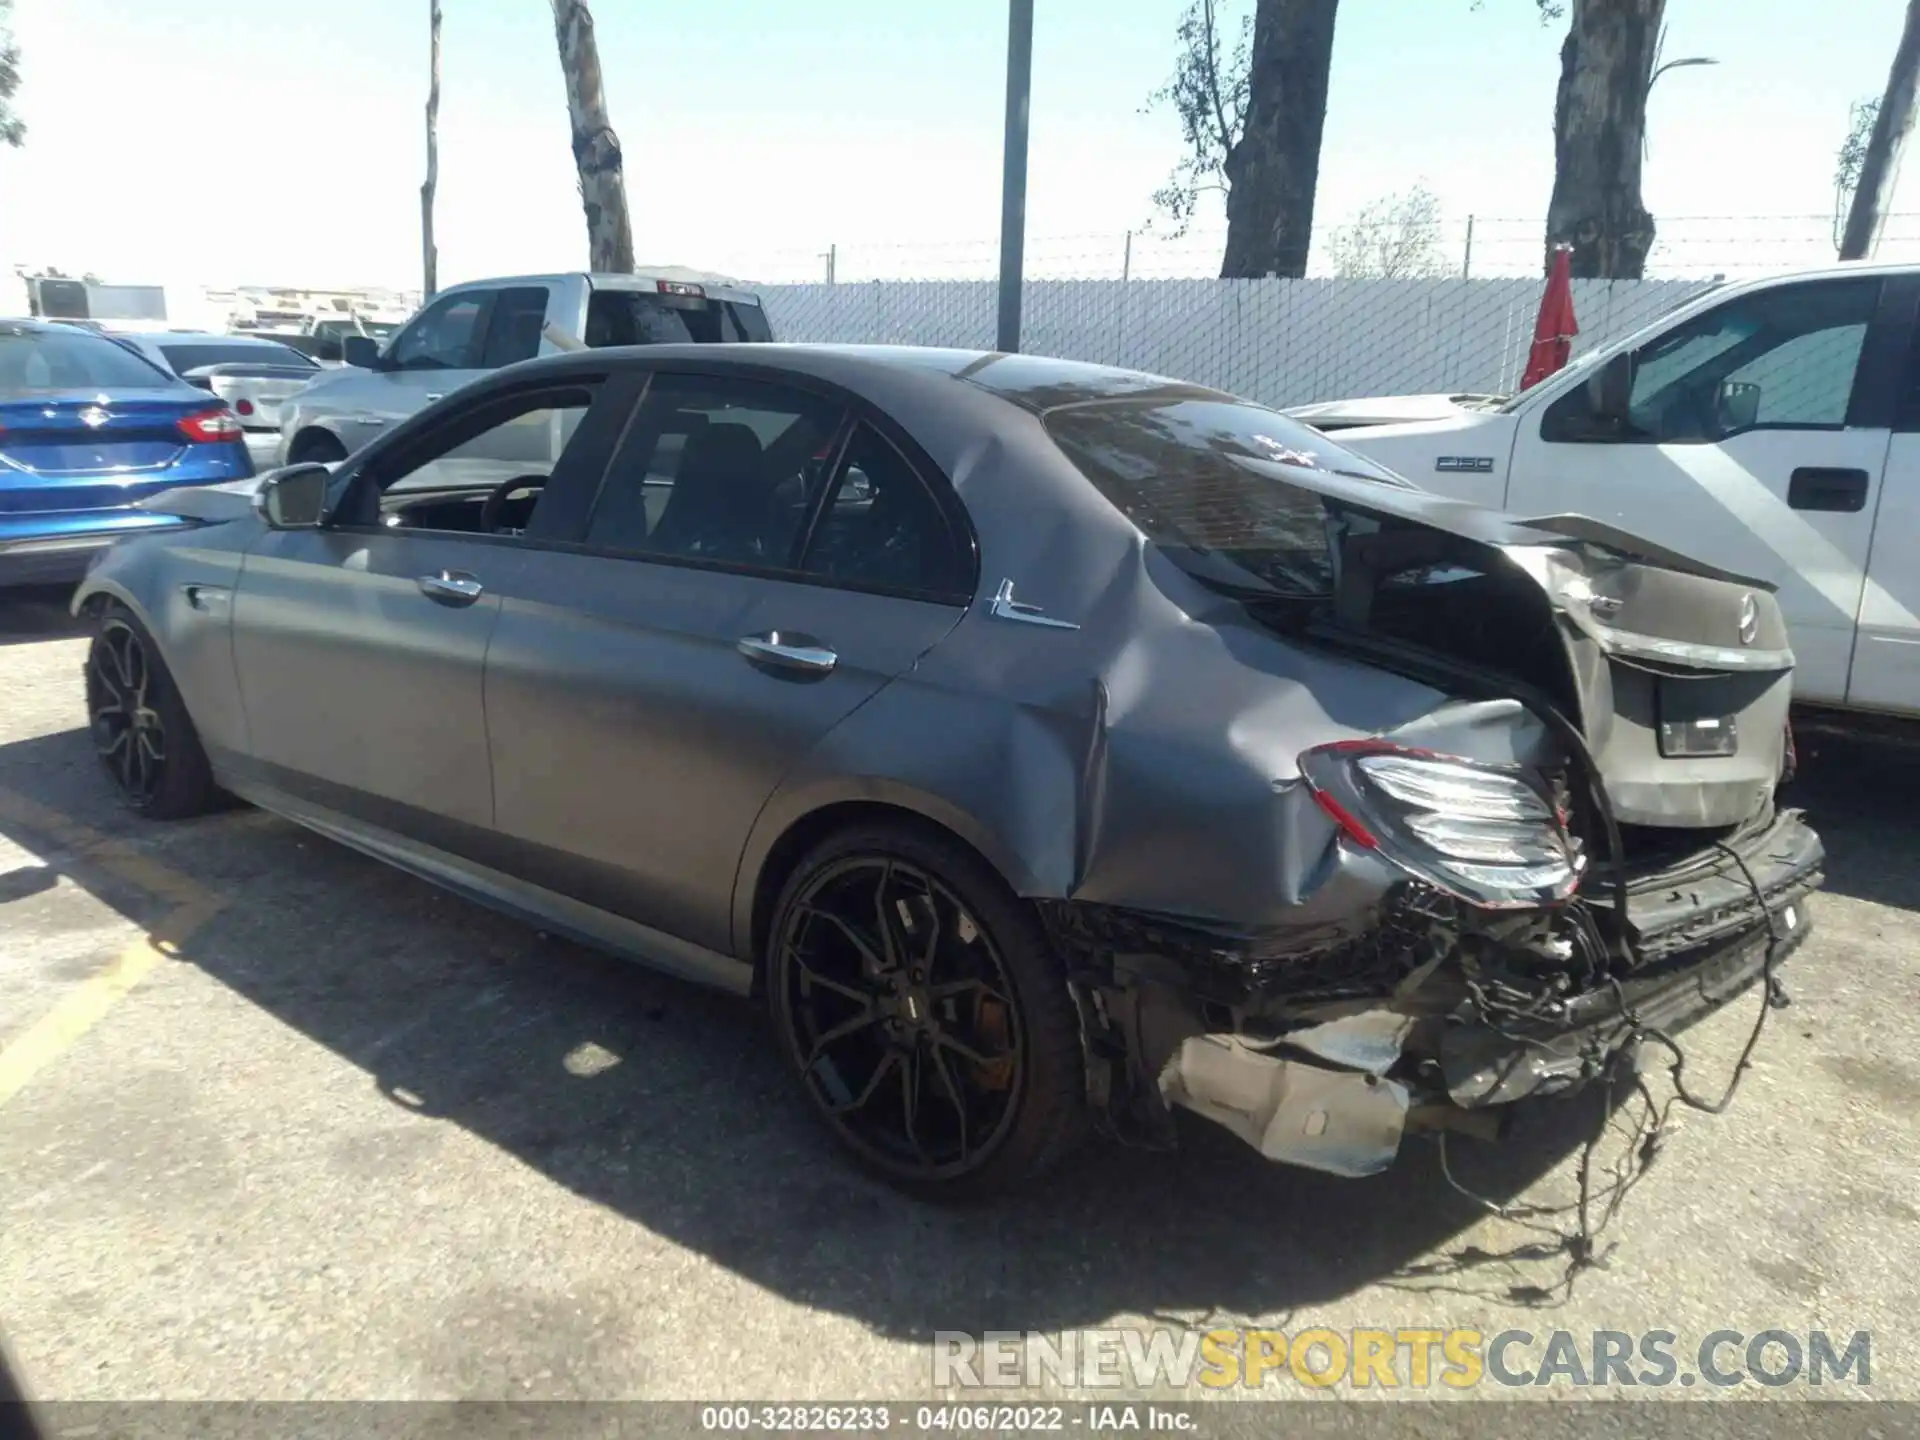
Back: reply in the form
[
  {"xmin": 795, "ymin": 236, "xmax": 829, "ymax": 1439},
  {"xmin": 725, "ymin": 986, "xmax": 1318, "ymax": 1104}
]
[{"xmin": 71, "ymin": 344, "xmax": 1822, "ymax": 1197}]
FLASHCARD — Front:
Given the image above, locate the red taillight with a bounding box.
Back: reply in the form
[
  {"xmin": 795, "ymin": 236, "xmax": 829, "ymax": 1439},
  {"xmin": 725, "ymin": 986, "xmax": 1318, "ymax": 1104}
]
[
  {"xmin": 178, "ymin": 406, "xmax": 243, "ymax": 443},
  {"xmin": 656, "ymin": 279, "xmax": 705, "ymax": 297},
  {"xmin": 1311, "ymin": 787, "xmax": 1379, "ymax": 849},
  {"xmin": 234, "ymin": 397, "xmax": 256, "ymax": 417}
]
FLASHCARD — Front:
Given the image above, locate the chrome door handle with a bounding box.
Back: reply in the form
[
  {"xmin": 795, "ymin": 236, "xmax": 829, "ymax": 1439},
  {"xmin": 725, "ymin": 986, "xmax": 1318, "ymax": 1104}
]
[
  {"xmin": 737, "ymin": 631, "xmax": 837, "ymax": 675},
  {"xmin": 417, "ymin": 570, "xmax": 484, "ymax": 605},
  {"xmin": 425, "ymin": 392, "xmax": 445, "ymax": 402}
]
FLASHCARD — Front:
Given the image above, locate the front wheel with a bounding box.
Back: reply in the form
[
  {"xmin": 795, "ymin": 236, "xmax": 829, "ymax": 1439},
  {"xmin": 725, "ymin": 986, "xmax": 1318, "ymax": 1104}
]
[
  {"xmin": 766, "ymin": 821, "xmax": 1087, "ymax": 1199},
  {"xmin": 85, "ymin": 604, "xmax": 221, "ymax": 820}
]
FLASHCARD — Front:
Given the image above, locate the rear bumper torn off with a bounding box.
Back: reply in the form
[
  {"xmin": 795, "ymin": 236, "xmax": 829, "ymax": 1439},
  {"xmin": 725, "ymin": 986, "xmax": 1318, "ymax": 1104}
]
[{"xmin": 1050, "ymin": 809, "xmax": 1823, "ymax": 1178}]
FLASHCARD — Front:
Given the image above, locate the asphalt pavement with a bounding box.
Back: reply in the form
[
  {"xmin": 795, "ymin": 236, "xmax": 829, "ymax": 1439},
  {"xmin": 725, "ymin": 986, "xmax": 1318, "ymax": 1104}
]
[{"xmin": 0, "ymin": 583, "xmax": 1917, "ymax": 1407}]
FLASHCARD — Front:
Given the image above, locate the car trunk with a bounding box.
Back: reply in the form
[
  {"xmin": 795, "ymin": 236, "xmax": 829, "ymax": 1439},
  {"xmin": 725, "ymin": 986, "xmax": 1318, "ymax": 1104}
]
[
  {"xmin": 181, "ymin": 364, "xmax": 317, "ymax": 435},
  {"xmin": 0, "ymin": 391, "xmax": 210, "ymax": 512},
  {"xmin": 1245, "ymin": 482, "xmax": 1796, "ymax": 881}
]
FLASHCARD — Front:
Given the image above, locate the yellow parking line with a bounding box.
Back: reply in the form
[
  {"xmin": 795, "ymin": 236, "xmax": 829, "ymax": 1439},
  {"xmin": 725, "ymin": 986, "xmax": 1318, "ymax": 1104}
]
[
  {"xmin": 0, "ymin": 787, "xmax": 234, "ymax": 1107},
  {"xmin": 0, "ymin": 788, "xmax": 217, "ymax": 910}
]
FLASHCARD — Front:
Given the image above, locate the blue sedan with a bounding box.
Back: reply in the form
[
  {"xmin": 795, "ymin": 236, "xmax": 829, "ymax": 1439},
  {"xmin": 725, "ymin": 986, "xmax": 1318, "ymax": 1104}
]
[{"xmin": 0, "ymin": 319, "xmax": 253, "ymax": 586}]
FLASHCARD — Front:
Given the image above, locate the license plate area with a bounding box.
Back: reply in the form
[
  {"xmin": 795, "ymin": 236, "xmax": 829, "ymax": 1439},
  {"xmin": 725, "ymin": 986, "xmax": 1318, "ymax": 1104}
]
[{"xmin": 1656, "ymin": 681, "xmax": 1739, "ymax": 758}]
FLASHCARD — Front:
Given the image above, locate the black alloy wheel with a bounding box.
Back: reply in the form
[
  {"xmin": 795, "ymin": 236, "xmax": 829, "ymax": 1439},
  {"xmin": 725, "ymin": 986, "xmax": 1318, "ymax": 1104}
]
[
  {"xmin": 769, "ymin": 825, "xmax": 1086, "ymax": 1197},
  {"xmin": 83, "ymin": 604, "xmax": 221, "ymax": 820},
  {"xmin": 87, "ymin": 616, "xmax": 166, "ymax": 807}
]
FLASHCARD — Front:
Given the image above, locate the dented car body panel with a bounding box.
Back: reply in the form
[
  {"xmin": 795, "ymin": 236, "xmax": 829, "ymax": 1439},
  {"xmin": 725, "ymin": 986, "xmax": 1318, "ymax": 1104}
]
[{"xmin": 79, "ymin": 345, "xmax": 1823, "ymax": 1182}]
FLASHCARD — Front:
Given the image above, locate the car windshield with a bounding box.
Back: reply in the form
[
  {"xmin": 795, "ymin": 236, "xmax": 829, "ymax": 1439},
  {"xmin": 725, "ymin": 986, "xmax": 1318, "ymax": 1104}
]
[
  {"xmin": 1044, "ymin": 396, "xmax": 1414, "ymax": 597},
  {"xmin": 0, "ymin": 324, "xmax": 174, "ymax": 394},
  {"xmin": 159, "ymin": 342, "xmax": 317, "ymax": 372}
]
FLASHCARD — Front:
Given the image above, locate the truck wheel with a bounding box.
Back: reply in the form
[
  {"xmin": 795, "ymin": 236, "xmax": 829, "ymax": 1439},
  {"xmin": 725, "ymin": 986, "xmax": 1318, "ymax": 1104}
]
[{"xmin": 287, "ymin": 431, "xmax": 347, "ymax": 466}]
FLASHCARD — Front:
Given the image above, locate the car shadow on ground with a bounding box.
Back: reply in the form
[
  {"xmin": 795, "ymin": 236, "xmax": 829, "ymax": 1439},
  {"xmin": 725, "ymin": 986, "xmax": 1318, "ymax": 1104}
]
[
  {"xmin": 0, "ymin": 719, "xmax": 1908, "ymax": 1339},
  {"xmin": 1784, "ymin": 716, "xmax": 1920, "ymax": 911},
  {"xmin": 0, "ymin": 587, "xmax": 85, "ymax": 648}
]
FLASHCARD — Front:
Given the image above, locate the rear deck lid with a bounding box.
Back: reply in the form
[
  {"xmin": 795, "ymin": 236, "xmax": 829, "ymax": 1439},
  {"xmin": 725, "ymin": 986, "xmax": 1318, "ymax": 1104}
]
[{"xmin": 0, "ymin": 391, "xmax": 221, "ymax": 511}]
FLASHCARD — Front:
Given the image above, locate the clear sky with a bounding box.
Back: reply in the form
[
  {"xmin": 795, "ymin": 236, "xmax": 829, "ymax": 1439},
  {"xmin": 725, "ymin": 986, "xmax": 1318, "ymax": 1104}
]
[{"xmin": 0, "ymin": 0, "xmax": 1911, "ymax": 294}]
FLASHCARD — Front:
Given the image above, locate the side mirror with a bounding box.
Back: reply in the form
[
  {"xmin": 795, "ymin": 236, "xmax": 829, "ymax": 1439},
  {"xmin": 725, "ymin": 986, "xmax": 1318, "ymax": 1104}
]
[
  {"xmin": 341, "ymin": 335, "xmax": 381, "ymax": 369},
  {"xmin": 1586, "ymin": 351, "xmax": 1633, "ymax": 425},
  {"xmin": 252, "ymin": 463, "xmax": 333, "ymax": 529},
  {"xmin": 1716, "ymin": 379, "xmax": 1761, "ymax": 434}
]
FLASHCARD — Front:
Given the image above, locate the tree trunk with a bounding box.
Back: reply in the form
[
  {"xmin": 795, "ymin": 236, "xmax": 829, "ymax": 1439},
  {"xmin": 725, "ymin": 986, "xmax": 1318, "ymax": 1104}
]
[
  {"xmin": 1840, "ymin": 0, "xmax": 1920, "ymax": 261},
  {"xmin": 1219, "ymin": 0, "xmax": 1340, "ymax": 279},
  {"xmin": 420, "ymin": 0, "xmax": 441, "ymax": 299},
  {"xmin": 551, "ymin": 0, "xmax": 634, "ymax": 273},
  {"xmin": 1544, "ymin": 0, "xmax": 1664, "ymax": 280}
]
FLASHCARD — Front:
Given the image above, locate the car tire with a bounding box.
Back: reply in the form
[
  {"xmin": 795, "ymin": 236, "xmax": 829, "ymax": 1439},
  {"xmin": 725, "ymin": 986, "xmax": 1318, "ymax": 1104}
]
[
  {"xmin": 287, "ymin": 431, "xmax": 347, "ymax": 466},
  {"xmin": 766, "ymin": 819, "xmax": 1088, "ymax": 1200},
  {"xmin": 84, "ymin": 602, "xmax": 222, "ymax": 821}
]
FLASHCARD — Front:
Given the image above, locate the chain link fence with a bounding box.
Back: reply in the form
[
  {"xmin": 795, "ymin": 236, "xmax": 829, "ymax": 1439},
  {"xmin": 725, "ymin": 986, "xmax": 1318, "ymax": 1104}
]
[
  {"xmin": 760, "ymin": 276, "xmax": 1717, "ymax": 410},
  {"xmin": 745, "ymin": 213, "xmax": 1920, "ymax": 410}
]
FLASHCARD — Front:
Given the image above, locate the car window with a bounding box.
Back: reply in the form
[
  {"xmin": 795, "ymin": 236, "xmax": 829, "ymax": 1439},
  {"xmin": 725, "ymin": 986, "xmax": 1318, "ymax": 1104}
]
[
  {"xmin": 357, "ymin": 383, "xmax": 602, "ymax": 540},
  {"xmin": 1620, "ymin": 280, "xmax": 1878, "ymax": 442},
  {"xmin": 798, "ymin": 425, "xmax": 967, "ymax": 597},
  {"xmin": 0, "ymin": 323, "xmax": 175, "ymax": 393},
  {"xmin": 584, "ymin": 372, "xmax": 843, "ymax": 566},
  {"xmin": 1046, "ymin": 397, "xmax": 1377, "ymax": 597},
  {"xmin": 158, "ymin": 342, "xmax": 317, "ymax": 372},
  {"xmin": 480, "ymin": 286, "xmax": 551, "ymax": 367},
  {"xmin": 387, "ymin": 291, "xmax": 491, "ymax": 371}
]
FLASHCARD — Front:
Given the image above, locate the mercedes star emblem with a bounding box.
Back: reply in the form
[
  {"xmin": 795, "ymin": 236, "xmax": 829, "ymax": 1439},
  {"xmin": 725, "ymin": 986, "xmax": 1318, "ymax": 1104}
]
[{"xmin": 78, "ymin": 405, "xmax": 110, "ymax": 429}]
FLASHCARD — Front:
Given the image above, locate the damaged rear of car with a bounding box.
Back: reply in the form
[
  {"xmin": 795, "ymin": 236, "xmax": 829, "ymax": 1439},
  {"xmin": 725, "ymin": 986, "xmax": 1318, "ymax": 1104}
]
[{"xmin": 998, "ymin": 379, "xmax": 1821, "ymax": 1179}]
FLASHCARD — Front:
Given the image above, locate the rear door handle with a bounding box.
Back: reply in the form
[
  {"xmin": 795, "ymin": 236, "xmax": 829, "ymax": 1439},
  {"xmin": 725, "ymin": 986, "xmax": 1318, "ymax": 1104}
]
[
  {"xmin": 417, "ymin": 570, "xmax": 484, "ymax": 606},
  {"xmin": 425, "ymin": 392, "xmax": 445, "ymax": 403},
  {"xmin": 737, "ymin": 631, "xmax": 837, "ymax": 676},
  {"xmin": 1787, "ymin": 466, "xmax": 1870, "ymax": 512}
]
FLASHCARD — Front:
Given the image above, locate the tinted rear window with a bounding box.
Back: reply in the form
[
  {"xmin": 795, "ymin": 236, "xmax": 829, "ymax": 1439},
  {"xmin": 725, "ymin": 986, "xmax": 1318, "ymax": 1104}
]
[
  {"xmin": 726, "ymin": 302, "xmax": 773, "ymax": 342},
  {"xmin": 584, "ymin": 291, "xmax": 769, "ymax": 346},
  {"xmin": 158, "ymin": 342, "xmax": 316, "ymax": 373},
  {"xmin": 1044, "ymin": 398, "xmax": 1411, "ymax": 597},
  {"xmin": 0, "ymin": 326, "xmax": 175, "ymax": 393}
]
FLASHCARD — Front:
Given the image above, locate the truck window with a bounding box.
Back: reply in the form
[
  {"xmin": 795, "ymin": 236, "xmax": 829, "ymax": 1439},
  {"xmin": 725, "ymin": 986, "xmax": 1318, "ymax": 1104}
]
[
  {"xmin": 583, "ymin": 290, "xmax": 767, "ymax": 346},
  {"xmin": 387, "ymin": 290, "xmax": 491, "ymax": 371},
  {"xmin": 723, "ymin": 302, "xmax": 773, "ymax": 342},
  {"xmin": 1547, "ymin": 278, "xmax": 1879, "ymax": 445},
  {"xmin": 479, "ymin": 287, "xmax": 552, "ymax": 367}
]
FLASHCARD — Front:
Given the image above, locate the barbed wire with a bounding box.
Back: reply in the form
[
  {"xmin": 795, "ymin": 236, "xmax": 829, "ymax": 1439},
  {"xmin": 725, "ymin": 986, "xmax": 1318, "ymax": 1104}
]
[{"xmin": 726, "ymin": 213, "xmax": 1920, "ymax": 286}]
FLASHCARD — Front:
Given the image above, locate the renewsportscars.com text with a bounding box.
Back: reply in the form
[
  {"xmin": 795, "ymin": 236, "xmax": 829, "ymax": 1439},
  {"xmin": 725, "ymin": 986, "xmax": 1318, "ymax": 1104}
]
[{"xmin": 933, "ymin": 1327, "xmax": 1872, "ymax": 1391}]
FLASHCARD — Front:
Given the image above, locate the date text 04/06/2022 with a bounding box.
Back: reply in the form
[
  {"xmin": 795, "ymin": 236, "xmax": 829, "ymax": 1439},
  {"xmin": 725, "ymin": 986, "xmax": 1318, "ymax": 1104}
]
[{"xmin": 697, "ymin": 1404, "xmax": 1197, "ymax": 1432}]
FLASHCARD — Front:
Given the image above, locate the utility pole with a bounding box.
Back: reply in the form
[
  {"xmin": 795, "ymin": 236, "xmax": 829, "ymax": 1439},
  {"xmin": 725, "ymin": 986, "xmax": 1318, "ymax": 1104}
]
[
  {"xmin": 1461, "ymin": 214, "xmax": 1474, "ymax": 280},
  {"xmin": 996, "ymin": 0, "xmax": 1034, "ymax": 352},
  {"xmin": 1121, "ymin": 230, "xmax": 1132, "ymax": 283}
]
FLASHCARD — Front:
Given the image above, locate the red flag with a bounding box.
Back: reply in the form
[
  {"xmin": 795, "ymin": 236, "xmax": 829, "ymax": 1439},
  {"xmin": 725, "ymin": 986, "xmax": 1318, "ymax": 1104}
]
[{"xmin": 1520, "ymin": 244, "xmax": 1578, "ymax": 390}]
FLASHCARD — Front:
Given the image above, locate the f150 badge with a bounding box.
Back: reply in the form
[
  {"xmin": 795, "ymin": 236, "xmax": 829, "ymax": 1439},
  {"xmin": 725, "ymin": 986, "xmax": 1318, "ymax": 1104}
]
[{"xmin": 1435, "ymin": 456, "xmax": 1495, "ymax": 473}]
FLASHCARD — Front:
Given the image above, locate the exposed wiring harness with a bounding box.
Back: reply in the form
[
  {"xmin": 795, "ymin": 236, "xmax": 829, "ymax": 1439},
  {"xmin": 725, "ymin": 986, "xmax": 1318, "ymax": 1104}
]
[{"xmin": 1426, "ymin": 701, "xmax": 1793, "ymax": 1304}]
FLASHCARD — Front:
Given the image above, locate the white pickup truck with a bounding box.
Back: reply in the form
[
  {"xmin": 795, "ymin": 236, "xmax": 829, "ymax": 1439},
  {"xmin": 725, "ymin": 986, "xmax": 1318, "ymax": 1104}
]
[
  {"xmin": 275, "ymin": 268, "xmax": 772, "ymax": 470},
  {"xmin": 1287, "ymin": 261, "xmax": 1920, "ymax": 719}
]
